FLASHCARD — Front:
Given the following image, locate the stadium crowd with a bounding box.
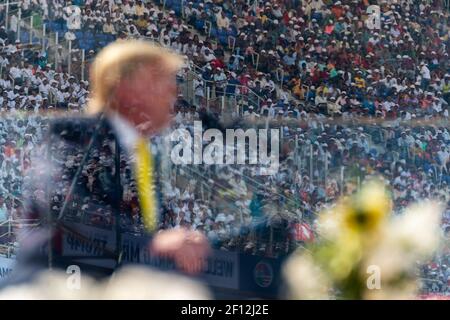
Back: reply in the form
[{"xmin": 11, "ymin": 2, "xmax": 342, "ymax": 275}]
[{"xmin": 0, "ymin": 0, "xmax": 449, "ymax": 294}]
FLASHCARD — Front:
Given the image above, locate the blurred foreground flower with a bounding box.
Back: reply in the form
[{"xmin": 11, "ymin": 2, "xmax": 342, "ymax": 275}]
[
  {"xmin": 0, "ymin": 266, "xmax": 211, "ymax": 300},
  {"xmin": 283, "ymin": 180, "xmax": 444, "ymax": 300}
]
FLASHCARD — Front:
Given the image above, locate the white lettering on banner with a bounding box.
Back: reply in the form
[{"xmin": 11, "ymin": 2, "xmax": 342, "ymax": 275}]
[
  {"xmin": 60, "ymin": 227, "xmax": 240, "ymax": 290},
  {"xmin": 121, "ymin": 236, "xmax": 142, "ymax": 263},
  {"xmin": 0, "ymin": 257, "xmax": 15, "ymax": 279},
  {"xmin": 62, "ymin": 223, "xmax": 116, "ymax": 257},
  {"xmin": 202, "ymin": 250, "xmax": 239, "ymax": 289},
  {"xmin": 121, "ymin": 234, "xmax": 240, "ymax": 289}
]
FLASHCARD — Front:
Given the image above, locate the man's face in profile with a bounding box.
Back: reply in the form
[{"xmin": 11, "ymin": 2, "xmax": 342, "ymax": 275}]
[{"xmin": 115, "ymin": 64, "xmax": 177, "ymax": 136}]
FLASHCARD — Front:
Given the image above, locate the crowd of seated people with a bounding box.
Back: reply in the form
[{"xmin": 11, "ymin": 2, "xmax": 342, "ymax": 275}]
[
  {"xmin": 7, "ymin": 1, "xmax": 449, "ymax": 118},
  {"xmin": 0, "ymin": 0, "xmax": 449, "ymax": 294}
]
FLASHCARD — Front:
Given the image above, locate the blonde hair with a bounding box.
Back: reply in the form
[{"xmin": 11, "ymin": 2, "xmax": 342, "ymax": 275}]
[{"xmin": 87, "ymin": 40, "xmax": 184, "ymax": 114}]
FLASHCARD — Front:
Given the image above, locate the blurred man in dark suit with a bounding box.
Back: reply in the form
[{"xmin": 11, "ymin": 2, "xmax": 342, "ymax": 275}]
[{"xmin": 11, "ymin": 40, "xmax": 210, "ymax": 282}]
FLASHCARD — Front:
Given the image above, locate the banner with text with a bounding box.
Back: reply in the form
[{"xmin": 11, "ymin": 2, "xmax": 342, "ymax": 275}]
[
  {"xmin": 121, "ymin": 233, "xmax": 240, "ymax": 289},
  {"xmin": 0, "ymin": 256, "xmax": 15, "ymax": 280}
]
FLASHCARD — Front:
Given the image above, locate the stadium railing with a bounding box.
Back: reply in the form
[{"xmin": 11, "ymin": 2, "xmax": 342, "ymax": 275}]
[{"xmin": 0, "ymin": 216, "xmax": 40, "ymax": 258}]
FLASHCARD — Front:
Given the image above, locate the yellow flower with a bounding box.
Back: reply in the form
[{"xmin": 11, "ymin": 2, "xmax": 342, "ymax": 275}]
[
  {"xmin": 328, "ymin": 232, "xmax": 363, "ymax": 280},
  {"xmin": 343, "ymin": 181, "xmax": 391, "ymax": 233},
  {"xmin": 283, "ymin": 179, "xmax": 443, "ymax": 300}
]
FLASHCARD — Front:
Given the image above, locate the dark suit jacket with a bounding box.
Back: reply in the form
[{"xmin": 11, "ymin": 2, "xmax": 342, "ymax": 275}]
[{"xmin": 15, "ymin": 113, "xmax": 165, "ymax": 278}]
